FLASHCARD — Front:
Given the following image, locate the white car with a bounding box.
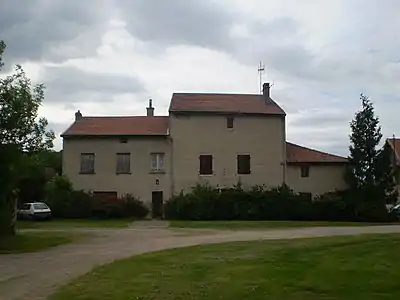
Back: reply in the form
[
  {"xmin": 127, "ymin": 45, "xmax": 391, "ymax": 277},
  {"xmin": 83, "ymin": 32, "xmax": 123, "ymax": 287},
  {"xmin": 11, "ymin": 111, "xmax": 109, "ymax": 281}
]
[{"xmin": 18, "ymin": 202, "xmax": 52, "ymax": 220}]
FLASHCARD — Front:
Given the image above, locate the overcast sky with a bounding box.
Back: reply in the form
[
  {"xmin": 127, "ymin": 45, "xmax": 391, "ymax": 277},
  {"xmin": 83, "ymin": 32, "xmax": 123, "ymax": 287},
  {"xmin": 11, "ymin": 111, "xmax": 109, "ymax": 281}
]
[{"xmin": 1, "ymin": 0, "xmax": 399, "ymax": 155}]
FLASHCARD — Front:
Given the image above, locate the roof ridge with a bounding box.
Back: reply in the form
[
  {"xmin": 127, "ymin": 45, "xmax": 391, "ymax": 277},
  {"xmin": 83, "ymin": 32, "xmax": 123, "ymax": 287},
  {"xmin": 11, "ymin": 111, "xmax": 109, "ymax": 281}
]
[
  {"xmin": 286, "ymin": 141, "xmax": 347, "ymax": 159},
  {"xmin": 81, "ymin": 115, "xmax": 168, "ymax": 119},
  {"xmin": 172, "ymin": 92, "xmax": 262, "ymax": 96}
]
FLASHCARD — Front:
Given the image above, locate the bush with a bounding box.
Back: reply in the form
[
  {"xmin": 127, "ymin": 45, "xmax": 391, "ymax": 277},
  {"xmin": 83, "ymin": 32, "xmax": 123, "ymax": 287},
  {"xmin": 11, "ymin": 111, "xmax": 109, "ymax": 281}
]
[
  {"xmin": 44, "ymin": 176, "xmax": 149, "ymax": 219},
  {"xmin": 164, "ymin": 183, "xmax": 395, "ymax": 222},
  {"xmin": 120, "ymin": 194, "xmax": 149, "ymax": 219}
]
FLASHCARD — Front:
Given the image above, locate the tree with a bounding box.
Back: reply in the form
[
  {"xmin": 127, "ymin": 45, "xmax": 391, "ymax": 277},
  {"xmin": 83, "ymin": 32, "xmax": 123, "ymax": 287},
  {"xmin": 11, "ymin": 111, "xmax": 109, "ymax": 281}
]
[
  {"xmin": 346, "ymin": 94, "xmax": 397, "ymax": 220},
  {"xmin": 0, "ymin": 40, "xmax": 55, "ymax": 237}
]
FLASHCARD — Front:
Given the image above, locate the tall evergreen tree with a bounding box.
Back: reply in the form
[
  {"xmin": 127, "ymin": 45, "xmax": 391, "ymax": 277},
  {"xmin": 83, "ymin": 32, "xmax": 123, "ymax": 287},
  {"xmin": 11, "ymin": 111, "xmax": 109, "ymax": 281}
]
[
  {"xmin": 348, "ymin": 94, "xmax": 382, "ymax": 188},
  {"xmin": 347, "ymin": 94, "xmax": 397, "ymax": 220}
]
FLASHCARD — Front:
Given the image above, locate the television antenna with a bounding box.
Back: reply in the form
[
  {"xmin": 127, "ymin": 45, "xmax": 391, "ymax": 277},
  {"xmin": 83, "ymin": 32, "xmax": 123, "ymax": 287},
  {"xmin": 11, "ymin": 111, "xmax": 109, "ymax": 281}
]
[{"xmin": 258, "ymin": 61, "xmax": 265, "ymax": 94}]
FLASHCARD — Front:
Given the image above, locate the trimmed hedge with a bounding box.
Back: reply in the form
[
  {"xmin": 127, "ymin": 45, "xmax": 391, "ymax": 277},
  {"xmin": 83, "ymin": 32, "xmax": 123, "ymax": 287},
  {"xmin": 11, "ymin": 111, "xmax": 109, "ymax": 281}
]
[
  {"xmin": 164, "ymin": 183, "xmax": 394, "ymax": 222},
  {"xmin": 44, "ymin": 175, "xmax": 149, "ymax": 219}
]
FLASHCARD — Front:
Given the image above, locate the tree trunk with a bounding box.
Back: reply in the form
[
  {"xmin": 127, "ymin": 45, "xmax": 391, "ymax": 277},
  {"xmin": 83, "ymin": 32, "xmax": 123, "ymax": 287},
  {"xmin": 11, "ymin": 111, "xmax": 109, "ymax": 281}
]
[{"xmin": 0, "ymin": 197, "xmax": 17, "ymax": 237}]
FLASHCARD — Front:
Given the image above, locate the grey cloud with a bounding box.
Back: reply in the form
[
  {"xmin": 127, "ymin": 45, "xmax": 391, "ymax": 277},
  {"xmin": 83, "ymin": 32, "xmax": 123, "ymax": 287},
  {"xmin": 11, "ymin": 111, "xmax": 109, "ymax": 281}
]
[
  {"xmin": 289, "ymin": 110, "xmax": 352, "ymax": 129},
  {"xmin": 48, "ymin": 121, "xmax": 70, "ymax": 135},
  {"xmin": 43, "ymin": 65, "xmax": 146, "ymax": 103},
  {"xmin": 0, "ymin": 0, "xmax": 112, "ymax": 68},
  {"xmin": 117, "ymin": 0, "xmax": 235, "ymax": 50},
  {"xmin": 288, "ymin": 127, "xmax": 350, "ymax": 157}
]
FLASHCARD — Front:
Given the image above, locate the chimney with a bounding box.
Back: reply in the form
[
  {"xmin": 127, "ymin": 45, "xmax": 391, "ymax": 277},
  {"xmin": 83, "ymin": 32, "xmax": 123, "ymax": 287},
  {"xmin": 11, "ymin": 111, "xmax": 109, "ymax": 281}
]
[
  {"xmin": 75, "ymin": 110, "xmax": 82, "ymax": 121},
  {"xmin": 146, "ymin": 99, "xmax": 154, "ymax": 116},
  {"xmin": 262, "ymin": 82, "xmax": 270, "ymax": 103}
]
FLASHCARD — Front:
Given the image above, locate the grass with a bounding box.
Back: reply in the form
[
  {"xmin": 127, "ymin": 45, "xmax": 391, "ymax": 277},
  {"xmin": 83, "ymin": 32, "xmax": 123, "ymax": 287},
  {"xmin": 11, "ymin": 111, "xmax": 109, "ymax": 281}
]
[
  {"xmin": 17, "ymin": 218, "xmax": 134, "ymax": 229},
  {"xmin": 50, "ymin": 234, "xmax": 400, "ymax": 300},
  {"xmin": 0, "ymin": 232, "xmax": 77, "ymax": 254},
  {"xmin": 169, "ymin": 220, "xmax": 394, "ymax": 230}
]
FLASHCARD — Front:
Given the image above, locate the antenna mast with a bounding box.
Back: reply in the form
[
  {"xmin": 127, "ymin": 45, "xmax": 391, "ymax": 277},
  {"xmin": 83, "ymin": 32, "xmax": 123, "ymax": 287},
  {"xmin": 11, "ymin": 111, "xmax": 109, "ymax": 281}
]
[{"xmin": 258, "ymin": 61, "xmax": 265, "ymax": 94}]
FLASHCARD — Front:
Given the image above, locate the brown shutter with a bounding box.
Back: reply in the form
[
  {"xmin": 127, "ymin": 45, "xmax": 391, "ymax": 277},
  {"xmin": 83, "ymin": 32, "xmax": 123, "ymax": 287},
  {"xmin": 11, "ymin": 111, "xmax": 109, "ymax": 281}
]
[
  {"xmin": 237, "ymin": 155, "xmax": 251, "ymax": 174},
  {"xmin": 199, "ymin": 155, "xmax": 213, "ymax": 175}
]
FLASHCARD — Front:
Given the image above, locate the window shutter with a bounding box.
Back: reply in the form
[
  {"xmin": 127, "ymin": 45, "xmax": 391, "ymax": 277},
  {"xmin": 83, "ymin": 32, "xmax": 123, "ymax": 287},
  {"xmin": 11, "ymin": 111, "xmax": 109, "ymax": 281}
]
[
  {"xmin": 237, "ymin": 155, "xmax": 250, "ymax": 174},
  {"xmin": 116, "ymin": 153, "xmax": 130, "ymax": 174},
  {"xmin": 199, "ymin": 155, "xmax": 213, "ymax": 175},
  {"xmin": 81, "ymin": 153, "xmax": 95, "ymax": 173}
]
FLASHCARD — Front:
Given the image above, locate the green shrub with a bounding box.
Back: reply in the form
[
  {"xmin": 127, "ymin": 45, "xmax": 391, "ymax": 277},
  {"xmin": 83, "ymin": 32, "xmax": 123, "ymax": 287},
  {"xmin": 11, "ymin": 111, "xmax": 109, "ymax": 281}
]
[
  {"xmin": 44, "ymin": 176, "xmax": 148, "ymax": 219},
  {"xmin": 164, "ymin": 183, "xmax": 395, "ymax": 222},
  {"xmin": 120, "ymin": 194, "xmax": 149, "ymax": 219}
]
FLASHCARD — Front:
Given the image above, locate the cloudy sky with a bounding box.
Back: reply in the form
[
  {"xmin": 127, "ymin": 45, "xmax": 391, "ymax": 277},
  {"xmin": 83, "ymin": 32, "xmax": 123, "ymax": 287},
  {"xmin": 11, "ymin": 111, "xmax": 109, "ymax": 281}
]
[{"xmin": 1, "ymin": 0, "xmax": 399, "ymax": 155}]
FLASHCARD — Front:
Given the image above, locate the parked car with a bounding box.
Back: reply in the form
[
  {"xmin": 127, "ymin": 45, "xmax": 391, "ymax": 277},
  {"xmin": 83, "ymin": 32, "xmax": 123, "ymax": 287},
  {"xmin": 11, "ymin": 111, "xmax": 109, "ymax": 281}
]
[
  {"xmin": 389, "ymin": 203, "xmax": 400, "ymax": 220},
  {"xmin": 18, "ymin": 202, "xmax": 52, "ymax": 220}
]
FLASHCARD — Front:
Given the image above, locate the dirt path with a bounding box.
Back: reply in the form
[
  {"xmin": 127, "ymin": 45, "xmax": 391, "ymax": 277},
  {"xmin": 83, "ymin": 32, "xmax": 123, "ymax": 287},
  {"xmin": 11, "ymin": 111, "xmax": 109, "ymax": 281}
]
[{"xmin": 1, "ymin": 224, "xmax": 400, "ymax": 300}]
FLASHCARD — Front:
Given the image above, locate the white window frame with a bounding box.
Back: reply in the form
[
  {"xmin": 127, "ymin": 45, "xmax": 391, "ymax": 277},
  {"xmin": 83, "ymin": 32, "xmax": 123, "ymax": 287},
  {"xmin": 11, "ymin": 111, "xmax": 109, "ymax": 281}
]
[{"xmin": 150, "ymin": 153, "xmax": 165, "ymax": 172}]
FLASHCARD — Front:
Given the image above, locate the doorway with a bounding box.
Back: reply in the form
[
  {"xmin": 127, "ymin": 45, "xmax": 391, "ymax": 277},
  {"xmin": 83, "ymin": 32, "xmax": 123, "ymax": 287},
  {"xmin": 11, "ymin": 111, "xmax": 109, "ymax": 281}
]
[{"xmin": 151, "ymin": 191, "xmax": 163, "ymax": 219}]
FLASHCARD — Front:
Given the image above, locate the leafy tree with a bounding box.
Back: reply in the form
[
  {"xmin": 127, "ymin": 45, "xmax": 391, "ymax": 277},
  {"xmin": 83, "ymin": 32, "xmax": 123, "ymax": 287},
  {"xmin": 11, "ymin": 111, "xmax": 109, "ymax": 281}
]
[
  {"xmin": 346, "ymin": 94, "xmax": 397, "ymax": 220},
  {"xmin": 0, "ymin": 40, "xmax": 55, "ymax": 237}
]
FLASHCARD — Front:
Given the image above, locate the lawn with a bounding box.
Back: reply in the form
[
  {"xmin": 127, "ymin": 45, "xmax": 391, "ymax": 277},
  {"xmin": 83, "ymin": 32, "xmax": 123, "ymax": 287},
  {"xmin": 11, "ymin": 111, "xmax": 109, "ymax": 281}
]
[
  {"xmin": 170, "ymin": 220, "xmax": 393, "ymax": 230},
  {"xmin": 0, "ymin": 232, "xmax": 77, "ymax": 254},
  {"xmin": 17, "ymin": 218, "xmax": 134, "ymax": 229},
  {"xmin": 50, "ymin": 234, "xmax": 400, "ymax": 300}
]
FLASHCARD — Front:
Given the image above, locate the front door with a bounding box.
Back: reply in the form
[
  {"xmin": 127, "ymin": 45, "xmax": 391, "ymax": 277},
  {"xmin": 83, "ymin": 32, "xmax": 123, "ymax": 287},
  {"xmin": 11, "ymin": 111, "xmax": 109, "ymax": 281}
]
[{"xmin": 151, "ymin": 191, "xmax": 163, "ymax": 219}]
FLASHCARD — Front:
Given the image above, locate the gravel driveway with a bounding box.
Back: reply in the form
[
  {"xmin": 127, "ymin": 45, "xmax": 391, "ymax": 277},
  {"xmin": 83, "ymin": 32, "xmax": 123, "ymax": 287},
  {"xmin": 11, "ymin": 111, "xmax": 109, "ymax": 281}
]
[{"xmin": 1, "ymin": 223, "xmax": 400, "ymax": 300}]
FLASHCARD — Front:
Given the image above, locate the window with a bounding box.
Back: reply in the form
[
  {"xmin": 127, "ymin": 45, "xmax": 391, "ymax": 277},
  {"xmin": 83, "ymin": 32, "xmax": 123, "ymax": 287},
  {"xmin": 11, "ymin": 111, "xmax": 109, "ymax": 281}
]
[
  {"xmin": 119, "ymin": 137, "xmax": 128, "ymax": 143},
  {"xmin": 80, "ymin": 153, "xmax": 95, "ymax": 174},
  {"xmin": 93, "ymin": 191, "xmax": 118, "ymax": 201},
  {"xmin": 301, "ymin": 165, "xmax": 310, "ymax": 178},
  {"xmin": 150, "ymin": 153, "xmax": 165, "ymax": 172},
  {"xmin": 299, "ymin": 192, "xmax": 312, "ymax": 200},
  {"xmin": 199, "ymin": 155, "xmax": 213, "ymax": 175},
  {"xmin": 237, "ymin": 155, "xmax": 251, "ymax": 174},
  {"xmin": 226, "ymin": 116, "xmax": 234, "ymax": 129},
  {"xmin": 33, "ymin": 203, "xmax": 49, "ymax": 210},
  {"xmin": 22, "ymin": 204, "xmax": 31, "ymax": 210},
  {"xmin": 116, "ymin": 153, "xmax": 131, "ymax": 174}
]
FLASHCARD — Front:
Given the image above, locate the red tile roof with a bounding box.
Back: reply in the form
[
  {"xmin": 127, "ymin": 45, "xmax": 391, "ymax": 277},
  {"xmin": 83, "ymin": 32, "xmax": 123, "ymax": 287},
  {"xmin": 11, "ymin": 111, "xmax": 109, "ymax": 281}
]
[
  {"xmin": 61, "ymin": 116, "xmax": 168, "ymax": 137},
  {"xmin": 169, "ymin": 93, "xmax": 286, "ymax": 115},
  {"xmin": 386, "ymin": 138, "xmax": 400, "ymax": 165},
  {"xmin": 286, "ymin": 142, "xmax": 348, "ymax": 164}
]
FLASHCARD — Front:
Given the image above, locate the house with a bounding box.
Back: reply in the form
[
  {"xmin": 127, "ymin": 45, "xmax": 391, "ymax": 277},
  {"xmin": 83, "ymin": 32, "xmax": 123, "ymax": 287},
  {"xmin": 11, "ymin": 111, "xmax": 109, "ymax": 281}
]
[
  {"xmin": 61, "ymin": 83, "xmax": 348, "ymax": 215},
  {"xmin": 383, "ymin": 138, "xmax": 400, "ymax": 195}
]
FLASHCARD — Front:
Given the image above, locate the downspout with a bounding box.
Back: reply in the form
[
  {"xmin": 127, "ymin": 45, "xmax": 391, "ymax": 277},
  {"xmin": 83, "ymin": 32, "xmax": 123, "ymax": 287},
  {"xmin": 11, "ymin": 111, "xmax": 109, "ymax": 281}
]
[
  {"xmin": 168, "ymin": 119, "xmax": 175, "ymax": 198},
  {"xmin": 282, "ymin": 115, "xmax": 287, "ymax": 186}
]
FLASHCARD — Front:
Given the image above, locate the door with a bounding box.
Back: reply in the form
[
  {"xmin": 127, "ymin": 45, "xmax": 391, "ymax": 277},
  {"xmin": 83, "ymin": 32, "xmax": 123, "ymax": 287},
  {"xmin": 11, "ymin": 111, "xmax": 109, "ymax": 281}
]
[{"xmin": 151, "ymin": 191, "xmax": 163, "ymax": 219}]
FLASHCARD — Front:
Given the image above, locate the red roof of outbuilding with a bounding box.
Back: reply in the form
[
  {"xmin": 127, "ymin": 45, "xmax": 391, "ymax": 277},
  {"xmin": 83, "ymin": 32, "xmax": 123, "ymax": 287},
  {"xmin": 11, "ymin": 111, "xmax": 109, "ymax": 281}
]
[{"xmin": 286, "ymin": 142, "xmax": 348, "ymax": 164}]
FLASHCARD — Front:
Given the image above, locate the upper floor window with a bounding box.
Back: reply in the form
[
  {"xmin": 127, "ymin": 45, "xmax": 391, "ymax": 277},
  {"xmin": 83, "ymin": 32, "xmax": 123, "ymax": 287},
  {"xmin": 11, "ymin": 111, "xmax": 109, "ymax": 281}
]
[
  {"xmin": 301, "ymin": 165, "xmax": 310, "ymax": 178},
  {"xmin": 119, "ymin": 137, "xmax": 128, "ymax": 143},
  {"xmin": 199, "ymin": 155, "xmax": 213, "ymax": 175},
  {"xmin": 116, "ymin": 153, "xmax": 131, "ymax": 174},
  {"xmin": 237, "ymin": 154, "xmax": 251, "ymax": 174},
  {"xmin": 226, "ymin": 116, "xmax": 234, "ymax": 129},
  {"xmin": 80, "ymin": 153, "xmax": 95, "ymax": 174},
  {"xmin": 150, "ymin": 153, "xmax": 165, "ymax": 172}
]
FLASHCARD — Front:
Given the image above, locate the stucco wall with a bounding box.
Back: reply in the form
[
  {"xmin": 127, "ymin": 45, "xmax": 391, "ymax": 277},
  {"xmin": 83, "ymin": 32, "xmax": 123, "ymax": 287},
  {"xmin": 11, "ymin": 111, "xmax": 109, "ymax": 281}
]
[
  {"xmin": 62, "ymin": 137, "xmax": 172, "ymax": 205},
  {"xmin": 286, "ymin": 164, "xmax": 347, "ymax": 196},
  {"xmin": 169, "ymin": 113, "xmax": 286, "ymax": 193}
]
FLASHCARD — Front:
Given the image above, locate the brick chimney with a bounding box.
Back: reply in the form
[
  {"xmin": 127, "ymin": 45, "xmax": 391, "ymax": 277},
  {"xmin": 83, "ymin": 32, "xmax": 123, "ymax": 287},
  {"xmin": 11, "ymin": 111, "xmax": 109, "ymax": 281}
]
[
  {"xmin": 262, "ymin": 82, "xmax": 271, "ymax": 103},
  {"xmin": 75, "ymin": 110, "xmax": 82, "ymax": 121},
  {"xmin": 146, "ymin": 99, "xmax": 154, "ymax": 116}
]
